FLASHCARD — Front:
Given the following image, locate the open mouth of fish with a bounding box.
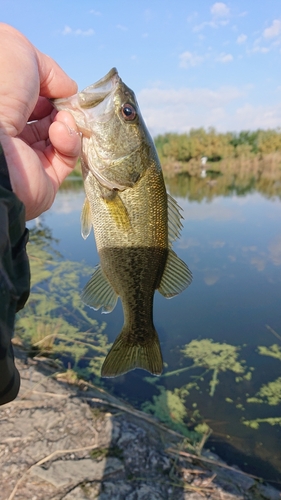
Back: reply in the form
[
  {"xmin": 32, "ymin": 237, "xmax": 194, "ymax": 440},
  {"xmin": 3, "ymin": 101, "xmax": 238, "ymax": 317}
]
[{"xmin": 52, "ymin": 68, "xmax": 121, "ymax": 127}]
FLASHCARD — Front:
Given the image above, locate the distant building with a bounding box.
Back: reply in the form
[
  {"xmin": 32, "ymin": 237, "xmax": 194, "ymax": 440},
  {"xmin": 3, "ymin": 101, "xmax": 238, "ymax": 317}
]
[{"xmin": 200, "ymin": 156, "xmax": 208, "ymax": 177}]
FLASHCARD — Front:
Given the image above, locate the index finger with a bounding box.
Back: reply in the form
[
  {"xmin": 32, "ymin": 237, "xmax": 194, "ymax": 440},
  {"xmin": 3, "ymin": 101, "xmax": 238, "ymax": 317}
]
[{"xmin": 36, "ymin": 49, "xmax": 78, "ymax": 99}]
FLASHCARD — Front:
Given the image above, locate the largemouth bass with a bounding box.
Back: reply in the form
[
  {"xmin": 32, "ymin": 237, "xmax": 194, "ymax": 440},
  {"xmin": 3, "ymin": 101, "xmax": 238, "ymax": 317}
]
[{"xmin": 53, "ymin": 68, "xmax": 192, "ymax": 377}]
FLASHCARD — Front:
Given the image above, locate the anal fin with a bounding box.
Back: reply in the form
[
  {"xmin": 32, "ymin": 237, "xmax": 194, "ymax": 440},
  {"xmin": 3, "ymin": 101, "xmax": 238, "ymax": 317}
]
[{"xmin": 158, "ymin": 249, "xmax": 192, "ymax": 298}]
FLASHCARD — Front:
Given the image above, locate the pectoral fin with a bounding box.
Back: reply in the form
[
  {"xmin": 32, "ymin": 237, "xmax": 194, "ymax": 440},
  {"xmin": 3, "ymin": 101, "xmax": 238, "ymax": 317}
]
[
  {"xmin": 158, "ymin": 249, "xmax": 192, "ymax": 298},
  {"xmin": 104, "ymin": 191, "xmax": 131, "ymax": 231},
  {"xmin": 81, "ymin": 198, "xmax": 92, "ymax": 240},
  {"xmin": 81, "ymin": 264, "xmax": 118, "ymax": 313}
]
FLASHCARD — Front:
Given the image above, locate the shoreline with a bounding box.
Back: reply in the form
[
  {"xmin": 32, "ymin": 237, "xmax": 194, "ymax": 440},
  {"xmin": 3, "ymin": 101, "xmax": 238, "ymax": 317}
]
[{"xmin": 1, "ymin": 347, "xmax": 280, "ymax": 500}]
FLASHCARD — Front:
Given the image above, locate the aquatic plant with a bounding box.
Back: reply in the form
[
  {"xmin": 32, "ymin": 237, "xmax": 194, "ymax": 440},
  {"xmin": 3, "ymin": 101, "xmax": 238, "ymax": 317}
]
[
  {"xmin": 247, "ymin": 378, "xmax": 281, "ymax": 406},
  {"xmin": 243, "ymin": 417, "xmax": 281, "ymax": 430},
  {"xmin": 181, "ymin": 339, "xmax": 246, "ymax": 396},
  {"xmin": 257, "ymin": 344, "xmax": 281, "ymax": 362},
  {"xmin": 243, "ymin": 326, "xmax": 281, "ymax": 429},
  {"xmin": 143, "ymin": 387, "xmax": 186, "ymax": 430},
  {"xmin": 15, "ymin": 225, "xmax": 110, "ymax": 380},
  {"xmin": 142, "ymin": 386, "xmax": 210, "ymax": 444}
]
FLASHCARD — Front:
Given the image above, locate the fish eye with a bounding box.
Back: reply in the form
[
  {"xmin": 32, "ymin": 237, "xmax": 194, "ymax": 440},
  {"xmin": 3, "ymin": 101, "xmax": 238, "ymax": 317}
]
[{"xmin": 121, "ymin": 103, "xmax": 137, "ymax": 121}]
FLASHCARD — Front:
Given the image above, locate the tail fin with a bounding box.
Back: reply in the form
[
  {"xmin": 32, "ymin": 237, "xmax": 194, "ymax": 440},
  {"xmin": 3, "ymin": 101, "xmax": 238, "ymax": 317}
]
[{"xmin": 101, "ymin": 326, "xmax": 163, "ymax": 378}]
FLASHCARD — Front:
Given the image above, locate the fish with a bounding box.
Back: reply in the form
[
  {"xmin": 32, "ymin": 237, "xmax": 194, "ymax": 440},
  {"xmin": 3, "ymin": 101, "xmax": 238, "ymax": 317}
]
[{"xmin": 53, "ymin": 68, "xmax": 192, "ymax": 377}]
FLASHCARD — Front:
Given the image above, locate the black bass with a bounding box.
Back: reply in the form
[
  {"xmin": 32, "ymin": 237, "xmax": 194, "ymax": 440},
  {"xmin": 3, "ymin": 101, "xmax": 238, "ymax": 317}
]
[{"xmin": 53, "ymin": 68, "xmax": 192, "ymax": 377}]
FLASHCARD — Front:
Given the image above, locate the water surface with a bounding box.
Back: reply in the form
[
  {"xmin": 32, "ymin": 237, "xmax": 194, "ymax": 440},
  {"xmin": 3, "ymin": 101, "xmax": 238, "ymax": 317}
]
[{"xmin": 30, "ymin": 176, "xmax": 281, "ymax": 486}]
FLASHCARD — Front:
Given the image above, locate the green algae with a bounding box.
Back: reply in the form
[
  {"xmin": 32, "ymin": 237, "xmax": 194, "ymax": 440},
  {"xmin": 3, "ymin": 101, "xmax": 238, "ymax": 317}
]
[
  {"xmin": 15, "ymin": 225, "xmax": 110, "ymax": 380},
  {"xmin": 243, "ymin": 326, "xmax": 281, "ymax": 429},
  {"xmin": 181, "ymin": 339, "xmax": 246, "ymax": 396}
]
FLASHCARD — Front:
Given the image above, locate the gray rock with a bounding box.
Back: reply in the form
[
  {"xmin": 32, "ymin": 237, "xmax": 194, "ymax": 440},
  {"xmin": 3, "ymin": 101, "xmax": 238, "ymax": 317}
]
[{"xmin": 31, "ymin": 457, "xmax": 124, "ymax": 487}]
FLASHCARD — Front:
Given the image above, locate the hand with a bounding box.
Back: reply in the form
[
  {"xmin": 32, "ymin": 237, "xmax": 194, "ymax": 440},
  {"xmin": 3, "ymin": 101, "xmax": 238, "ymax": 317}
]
[{"xmin": 0, "ymin": 23, "xmax": 81, "ymax": 220}]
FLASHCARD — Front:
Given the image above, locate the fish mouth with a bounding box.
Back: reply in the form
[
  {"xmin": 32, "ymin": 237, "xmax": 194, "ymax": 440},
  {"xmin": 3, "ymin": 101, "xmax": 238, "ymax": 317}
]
[
  {"xmin": 75, "ymin": 68, "xmax": 121, "ymax": 124},
  {"xmin": 78, "ymin": 68, "xmax": 120, "ymax": 111},
  {"xmin": 52, "ymin": 68, "xmax": 120, "ymax": 124}
]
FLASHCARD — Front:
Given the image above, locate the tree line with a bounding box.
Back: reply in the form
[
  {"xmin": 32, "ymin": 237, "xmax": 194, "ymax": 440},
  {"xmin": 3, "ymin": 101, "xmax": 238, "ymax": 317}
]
[{"xmin": 154, "ymin": 128, "xmax": 281, "ymax": 163}]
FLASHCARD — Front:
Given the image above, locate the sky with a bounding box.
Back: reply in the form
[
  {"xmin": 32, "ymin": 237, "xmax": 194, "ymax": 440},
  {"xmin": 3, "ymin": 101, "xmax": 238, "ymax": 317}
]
[{"xmin": 1, "ymin": 0, "xmax": 281, "ymax": 136}]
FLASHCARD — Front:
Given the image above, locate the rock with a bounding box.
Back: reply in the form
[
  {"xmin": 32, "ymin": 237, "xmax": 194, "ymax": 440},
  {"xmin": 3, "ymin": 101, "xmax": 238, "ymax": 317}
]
[{"xmin": 31, "ymin": 457, "xmax": 123, "ymax": 487}]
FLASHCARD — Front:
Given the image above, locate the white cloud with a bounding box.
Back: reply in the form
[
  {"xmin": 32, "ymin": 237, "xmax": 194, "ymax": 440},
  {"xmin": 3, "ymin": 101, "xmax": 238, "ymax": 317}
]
[
  {"xmin": 216, "ymin": 52, "xmax": 233, "ymax": 63},
  {"xmin": 263, "ymin": 19, "xmax": 281, "ymax": 39},
  {"xmin": 235, "ymin": 103, "xmax": 281, "ymax": 130},
  {"xmin": 248, "ymin": 37, "xmax": 270, "ymax": 54},
  {"xmin": 179, "ymin": 51, "xmax": 204, "ymax": 68},
  {"xmin": 237, "ymin": 34, "xmax": 247, "ymax": 44},
  {"xmin": 62, "ymin": 26, "xmax": 72, "ymax": 35},
  {"xmin": 137, "ymin": 85, "xmax": 281, "ymax": 136},
  {"xmin": 255, "ymin": 47, "xmax": 270, "ymax": 53},
  {"xmin": 62, "ymin": 25, "xmax": 94, "ymax": 36},
  {"xmin": 137, "ymin": 85, "xmax": 243, "ymax": 135},
  {"xmin": 193, "ymin": 2, "xmax": 230, "ymax": 31},
  {"xmin": 211, "ymin": 2, "xmax": 230, "ymax": 18}
]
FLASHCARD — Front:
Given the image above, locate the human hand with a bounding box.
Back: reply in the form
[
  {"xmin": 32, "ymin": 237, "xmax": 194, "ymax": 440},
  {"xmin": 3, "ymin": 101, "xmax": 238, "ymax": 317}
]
[{"xmin": 0, "ymin": 23, "xmax": 81, "ymax": 220}]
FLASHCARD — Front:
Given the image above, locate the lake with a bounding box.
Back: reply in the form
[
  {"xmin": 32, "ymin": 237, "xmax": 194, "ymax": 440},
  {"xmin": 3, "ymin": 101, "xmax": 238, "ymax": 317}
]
[{"xmin": 27, "ymin": 174, "xmax": 281, "ymax": 487}]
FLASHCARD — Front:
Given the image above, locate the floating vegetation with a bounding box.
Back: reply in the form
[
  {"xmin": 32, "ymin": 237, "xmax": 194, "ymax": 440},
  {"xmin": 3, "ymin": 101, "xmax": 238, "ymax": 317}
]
[
  {"xmin": 243, "ymin": 417, "xmax": 281, "ymax": 430},
  {"xmin": 143, "ymin": 339, "xmax": 248, "ymax": 442},
  {"xmin": 142, "ymin": 339, "xmax": 251, "ymax": 440},
  {"xmin": 243, "ymin": 325, "xmax": 281, "ymax": 429},
  {"xmin": 257, "ymin": 344, "xmax": 281, "ymax": 362},
  {"xmin": 247, "ymin": 378, "xmax": 281, "ymax": 406},
  {"xmin": 15, "ymin": 224, "xmax": 110, "ymax": 380},
  {"xmin": 181, "ymin": 339, "xmax": 247, "ymax": 396}
]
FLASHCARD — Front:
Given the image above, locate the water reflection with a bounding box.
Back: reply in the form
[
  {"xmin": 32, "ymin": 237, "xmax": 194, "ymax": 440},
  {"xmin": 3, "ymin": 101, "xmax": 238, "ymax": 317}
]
[
  {"xmin": 165, "ymin": 163, "xmax": 281, "ymax": 201},
  {"xmin": 28, "ymin": 173, "xmax": 281, "ymax": 487}
]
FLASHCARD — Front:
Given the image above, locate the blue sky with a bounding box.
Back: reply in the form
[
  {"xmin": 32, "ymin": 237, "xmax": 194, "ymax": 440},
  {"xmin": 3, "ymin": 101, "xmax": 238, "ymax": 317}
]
[{"xmin": 2, "ymin": 0, "xmax": 281, "ymax": 135}]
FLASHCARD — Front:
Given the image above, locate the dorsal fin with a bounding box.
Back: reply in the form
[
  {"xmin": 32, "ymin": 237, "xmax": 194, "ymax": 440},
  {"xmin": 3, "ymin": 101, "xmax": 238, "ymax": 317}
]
[{"xmin": 167, "ymin": 193, "xmax": 183, "ymax": 246}]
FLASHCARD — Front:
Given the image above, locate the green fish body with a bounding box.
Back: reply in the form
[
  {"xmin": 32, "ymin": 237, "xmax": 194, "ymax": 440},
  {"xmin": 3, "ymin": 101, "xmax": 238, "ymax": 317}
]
[{"xmin": 53, "ymin": 68, "xmax": 192, "ymax": 377}]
